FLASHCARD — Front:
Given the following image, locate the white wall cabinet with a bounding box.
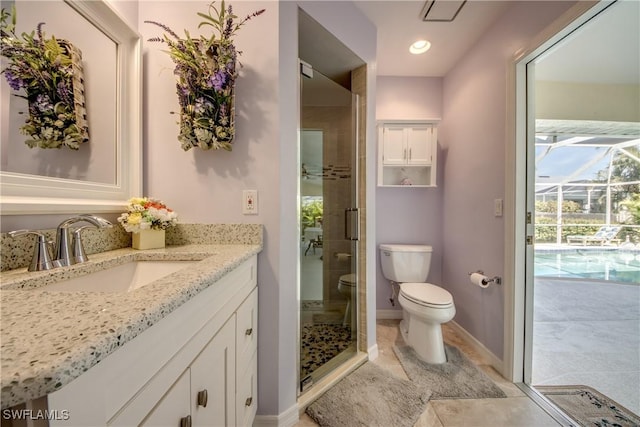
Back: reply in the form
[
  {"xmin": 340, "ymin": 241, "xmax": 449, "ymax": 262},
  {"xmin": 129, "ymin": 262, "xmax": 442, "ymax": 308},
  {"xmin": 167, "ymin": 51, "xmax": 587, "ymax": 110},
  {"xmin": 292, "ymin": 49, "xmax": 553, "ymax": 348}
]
[
  {"xmin": 378, "ymin": 121, "xmax": 438, "ymax": 187},
  {"xmin": 48, "ymin": 256, "xmax": 258, "ymax": 427}
]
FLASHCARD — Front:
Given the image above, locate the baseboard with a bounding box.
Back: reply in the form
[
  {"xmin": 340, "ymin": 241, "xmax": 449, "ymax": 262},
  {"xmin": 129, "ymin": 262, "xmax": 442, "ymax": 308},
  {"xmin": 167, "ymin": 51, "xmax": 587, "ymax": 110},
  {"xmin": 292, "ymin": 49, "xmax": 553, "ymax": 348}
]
[
  {"xmin": 253, "ymin": 403, "xmax": 299, "ymax": 427},
  {"xmin": 368, "ymin": 343, "xmax": 379, "ymax": 361},
  {"xmin": 448, "ymin": 320, "xmax": 503, "ymax": 372},
  {"xmin": 376, "ymin": 309, "xmax": 402, "ymax": 319}
]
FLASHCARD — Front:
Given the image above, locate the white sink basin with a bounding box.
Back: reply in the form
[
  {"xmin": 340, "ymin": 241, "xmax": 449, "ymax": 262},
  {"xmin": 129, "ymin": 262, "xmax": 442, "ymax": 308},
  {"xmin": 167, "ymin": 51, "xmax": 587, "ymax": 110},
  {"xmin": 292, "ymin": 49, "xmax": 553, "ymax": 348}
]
[{"xmin": 42, "ymin": 261, "xmax": 198, "ymax": 293}]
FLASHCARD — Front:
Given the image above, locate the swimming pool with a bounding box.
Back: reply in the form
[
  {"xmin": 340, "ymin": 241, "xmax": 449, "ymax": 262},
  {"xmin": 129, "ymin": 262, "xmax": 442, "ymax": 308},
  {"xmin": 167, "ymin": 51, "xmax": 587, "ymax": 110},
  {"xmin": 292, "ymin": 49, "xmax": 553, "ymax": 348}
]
[{"xmin": 535, "ymin": 248, "xmax": 640, "ymax": 284}]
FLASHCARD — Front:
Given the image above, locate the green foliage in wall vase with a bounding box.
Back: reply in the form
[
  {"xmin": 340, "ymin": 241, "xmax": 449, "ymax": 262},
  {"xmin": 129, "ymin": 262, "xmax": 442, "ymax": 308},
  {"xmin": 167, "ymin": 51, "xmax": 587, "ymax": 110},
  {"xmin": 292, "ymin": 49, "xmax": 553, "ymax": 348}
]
[
  {"xmin": 0, "ymin": 7, "xmax": 89, "ymax": 149},
  {"xmin": 146, "ymin": 1, "xmax": 265, "ymax": 151}
]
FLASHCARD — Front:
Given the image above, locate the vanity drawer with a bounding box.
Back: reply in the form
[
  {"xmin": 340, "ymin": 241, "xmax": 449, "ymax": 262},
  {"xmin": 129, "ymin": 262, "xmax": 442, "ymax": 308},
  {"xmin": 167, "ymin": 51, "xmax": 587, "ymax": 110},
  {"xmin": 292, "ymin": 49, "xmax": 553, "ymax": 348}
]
[
  {"xmin": 236, "ymin": 287, "xmax": 258, "ymax": 369},
  {"xmin": 236, "ymin": 352, "xmax": 258, "ymax": 427}
]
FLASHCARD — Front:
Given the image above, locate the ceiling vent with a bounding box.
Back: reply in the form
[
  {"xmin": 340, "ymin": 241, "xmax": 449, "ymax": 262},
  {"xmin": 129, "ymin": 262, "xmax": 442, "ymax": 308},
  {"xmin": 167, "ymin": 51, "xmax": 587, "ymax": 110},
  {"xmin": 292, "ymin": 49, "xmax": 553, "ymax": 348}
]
[{"xmin": 421, "ymin": 0, "xmax": 466, "ymax": 22}]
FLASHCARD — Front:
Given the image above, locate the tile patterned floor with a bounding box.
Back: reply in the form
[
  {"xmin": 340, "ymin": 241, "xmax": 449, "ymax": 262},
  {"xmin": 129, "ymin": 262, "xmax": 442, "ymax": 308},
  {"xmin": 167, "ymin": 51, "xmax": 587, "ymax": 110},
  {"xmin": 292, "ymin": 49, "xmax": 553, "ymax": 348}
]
[
  {"xmin": 296, "ymin": 320, "xmax": 560, "ymax": 427},
  {"xmin": 300, "ymin": 323, "xmax": 353, "ymax": 378}
]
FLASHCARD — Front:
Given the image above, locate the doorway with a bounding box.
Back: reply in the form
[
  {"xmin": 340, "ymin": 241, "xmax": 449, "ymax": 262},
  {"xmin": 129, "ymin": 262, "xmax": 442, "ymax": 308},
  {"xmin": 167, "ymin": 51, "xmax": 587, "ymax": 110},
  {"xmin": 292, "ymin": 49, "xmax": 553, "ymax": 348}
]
[{"xmin": 514, "ymin": 0, "xmax": 640, "ymax": 417}]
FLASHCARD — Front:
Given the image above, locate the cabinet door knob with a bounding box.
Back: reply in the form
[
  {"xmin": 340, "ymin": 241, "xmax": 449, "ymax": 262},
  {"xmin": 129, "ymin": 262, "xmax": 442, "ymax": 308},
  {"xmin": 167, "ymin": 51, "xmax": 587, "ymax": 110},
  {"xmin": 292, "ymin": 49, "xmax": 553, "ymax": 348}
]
[
  {"xmin": 180, "ymin": 415, "xmax": 192, "ymax": 427},
  {"xmin": 245, "ymin": 397, "xmax": 253, "ymax": 407},
  {"xmin": 197, "ymin": 389, "xmax": 208, "ymax": 407},
  {"xmin": 245, "ymin": 328, "xmax": 253, "ymax": 336}
]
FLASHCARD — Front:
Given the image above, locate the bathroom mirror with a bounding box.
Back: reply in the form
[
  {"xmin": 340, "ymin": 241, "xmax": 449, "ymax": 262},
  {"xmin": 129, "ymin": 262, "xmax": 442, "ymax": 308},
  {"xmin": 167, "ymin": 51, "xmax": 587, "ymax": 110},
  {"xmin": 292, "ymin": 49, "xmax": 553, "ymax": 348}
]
[{"xmin": 0, "ymin": 0, "xmax": 141, "ymax": 214}]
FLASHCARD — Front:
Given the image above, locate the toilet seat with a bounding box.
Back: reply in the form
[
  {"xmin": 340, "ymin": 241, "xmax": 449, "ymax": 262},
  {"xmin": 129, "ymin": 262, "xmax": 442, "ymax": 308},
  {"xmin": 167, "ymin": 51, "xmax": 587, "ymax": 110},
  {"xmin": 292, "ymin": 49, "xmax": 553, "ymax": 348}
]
[
  {"xmin": 400, "ymin": 282, "xmax": 453, "ymax": 308},
  {"xmin": 339, "ymin": 273, "xmax": 356, "ymax": 287}
]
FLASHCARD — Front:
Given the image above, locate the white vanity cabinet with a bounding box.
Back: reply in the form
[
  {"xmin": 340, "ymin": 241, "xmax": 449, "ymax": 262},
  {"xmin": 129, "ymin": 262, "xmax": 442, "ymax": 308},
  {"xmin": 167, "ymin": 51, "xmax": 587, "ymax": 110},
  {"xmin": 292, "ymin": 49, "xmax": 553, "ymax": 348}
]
[
  {"xmin": 378, "ymin": 121, "xmax": 438, "ymax": 187},
  {"xmin": 235, "ymin": 288, "xmax": 258, "ymax": 426},
  {"xmin": 140, "ymin": 317, "xmax": 236, "ymax": 427},
  {"xmin": 139, "ymin": 369, "xmax": 191, "ymax": 427},
  {"xmin": 47, "ymin": 256, "xmax": 258, "ymax": 427}
]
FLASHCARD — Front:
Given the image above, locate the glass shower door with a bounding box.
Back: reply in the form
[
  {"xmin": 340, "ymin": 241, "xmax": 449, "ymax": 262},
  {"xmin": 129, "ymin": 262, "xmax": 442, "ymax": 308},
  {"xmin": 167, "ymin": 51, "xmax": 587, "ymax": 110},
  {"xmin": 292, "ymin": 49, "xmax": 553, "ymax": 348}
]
[{"xmin": 299, "ymin": 63, "xmax": 358, "ymax": 392}]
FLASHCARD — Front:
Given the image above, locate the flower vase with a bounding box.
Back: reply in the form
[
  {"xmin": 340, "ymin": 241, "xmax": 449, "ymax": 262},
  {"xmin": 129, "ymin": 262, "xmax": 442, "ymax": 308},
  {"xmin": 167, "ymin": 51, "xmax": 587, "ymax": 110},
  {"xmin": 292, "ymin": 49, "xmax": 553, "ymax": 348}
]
[{"xmin": 132, "ymin": 229, "xmax": 165, "ymax": 250}]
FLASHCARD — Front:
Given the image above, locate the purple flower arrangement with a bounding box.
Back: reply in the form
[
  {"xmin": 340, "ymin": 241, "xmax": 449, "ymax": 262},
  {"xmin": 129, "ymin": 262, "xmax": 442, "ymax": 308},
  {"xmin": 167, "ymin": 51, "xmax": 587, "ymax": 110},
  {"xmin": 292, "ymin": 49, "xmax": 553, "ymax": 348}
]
[
  {"xmin": 146, "ymin": 1, "xmax": 265, "ymax": 151},
  {"xmin": 0, "ymin": 8, "xmax": 89, "ymax": 149}
]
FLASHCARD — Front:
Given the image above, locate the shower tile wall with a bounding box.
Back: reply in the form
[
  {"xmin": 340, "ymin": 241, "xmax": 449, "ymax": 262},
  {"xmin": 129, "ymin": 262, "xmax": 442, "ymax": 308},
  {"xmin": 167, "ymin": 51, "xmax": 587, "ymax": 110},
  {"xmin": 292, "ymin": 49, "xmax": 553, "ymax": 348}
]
[{"xmin": 302, "ymin": 106, "xmax": 353, "ymax": 307}]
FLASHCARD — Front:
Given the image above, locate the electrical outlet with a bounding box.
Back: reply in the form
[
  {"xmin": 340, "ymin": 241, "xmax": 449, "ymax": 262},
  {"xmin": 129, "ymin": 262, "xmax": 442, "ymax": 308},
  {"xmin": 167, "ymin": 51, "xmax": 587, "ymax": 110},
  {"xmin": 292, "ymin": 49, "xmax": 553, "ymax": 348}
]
[{"xmin": 243, "ymin": 190, "xmax": 258, "ymax": 215}]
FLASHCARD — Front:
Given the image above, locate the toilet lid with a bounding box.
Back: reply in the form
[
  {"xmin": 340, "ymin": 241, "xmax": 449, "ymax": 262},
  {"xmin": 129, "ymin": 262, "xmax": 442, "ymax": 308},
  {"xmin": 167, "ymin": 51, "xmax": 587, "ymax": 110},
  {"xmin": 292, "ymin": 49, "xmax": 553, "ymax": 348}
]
[
  {"xmin": 400, "ymin": 282, "xmax": 453, "ymax": 306},
  {"xmin": 339, "ymin": 273, "xmax": 356, "ymax": 286}
]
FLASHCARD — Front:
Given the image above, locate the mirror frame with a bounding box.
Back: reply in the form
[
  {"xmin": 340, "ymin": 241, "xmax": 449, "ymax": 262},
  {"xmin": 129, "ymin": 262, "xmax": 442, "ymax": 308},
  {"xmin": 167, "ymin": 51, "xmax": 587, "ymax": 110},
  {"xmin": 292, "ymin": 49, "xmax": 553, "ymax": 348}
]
[{"xmin": 0, "ymin": 0, "xmax": 142, "ymax": 215}]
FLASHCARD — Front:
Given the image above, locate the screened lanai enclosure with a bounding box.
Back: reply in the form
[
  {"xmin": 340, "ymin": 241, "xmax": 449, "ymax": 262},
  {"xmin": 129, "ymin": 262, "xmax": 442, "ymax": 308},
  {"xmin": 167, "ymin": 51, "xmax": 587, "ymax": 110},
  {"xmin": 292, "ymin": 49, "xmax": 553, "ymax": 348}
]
[
  {"xmin": 534, "ymin": 119, "xmax": 640, "ymax": 248},
  {"xmin": 531, "ymin": 119, "xmax": 640, "ymax": 415}
]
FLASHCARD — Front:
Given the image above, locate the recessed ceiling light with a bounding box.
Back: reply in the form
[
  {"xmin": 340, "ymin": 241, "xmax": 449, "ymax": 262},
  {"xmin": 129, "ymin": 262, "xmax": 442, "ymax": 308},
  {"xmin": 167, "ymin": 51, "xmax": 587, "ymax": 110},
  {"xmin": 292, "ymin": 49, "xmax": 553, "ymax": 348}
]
[{"xmin": 409, "ymin": 40, "xmax": 431, "ymax": 55}]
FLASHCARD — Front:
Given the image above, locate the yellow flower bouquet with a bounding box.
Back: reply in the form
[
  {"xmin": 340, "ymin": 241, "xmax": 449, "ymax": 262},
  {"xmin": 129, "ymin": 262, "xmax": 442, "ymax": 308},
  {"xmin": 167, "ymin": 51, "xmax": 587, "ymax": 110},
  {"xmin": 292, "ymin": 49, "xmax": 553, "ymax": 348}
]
[{"xmin": 117, "ymin": 197, "xmax": 178, "ymax": 233}]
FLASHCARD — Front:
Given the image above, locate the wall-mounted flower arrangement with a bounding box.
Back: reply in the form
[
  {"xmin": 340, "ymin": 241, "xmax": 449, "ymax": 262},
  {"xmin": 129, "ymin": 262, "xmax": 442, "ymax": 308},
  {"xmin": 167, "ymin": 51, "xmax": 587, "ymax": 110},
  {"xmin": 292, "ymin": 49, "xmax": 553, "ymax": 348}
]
[
  {"xmin": 0, "ymin": 8, "xmax": 89, "ymax": 150},
  {"xmin": 146, "ymin": 1, "xmax": 265, "ymax": 151}
]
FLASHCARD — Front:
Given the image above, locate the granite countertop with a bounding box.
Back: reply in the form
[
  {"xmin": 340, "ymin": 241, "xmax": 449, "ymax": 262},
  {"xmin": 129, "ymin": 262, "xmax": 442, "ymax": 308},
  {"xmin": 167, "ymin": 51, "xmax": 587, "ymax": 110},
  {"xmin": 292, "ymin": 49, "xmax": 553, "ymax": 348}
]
[{"xmin": 0, "ymin": 243, "xmax": 261, "ymax": 409}]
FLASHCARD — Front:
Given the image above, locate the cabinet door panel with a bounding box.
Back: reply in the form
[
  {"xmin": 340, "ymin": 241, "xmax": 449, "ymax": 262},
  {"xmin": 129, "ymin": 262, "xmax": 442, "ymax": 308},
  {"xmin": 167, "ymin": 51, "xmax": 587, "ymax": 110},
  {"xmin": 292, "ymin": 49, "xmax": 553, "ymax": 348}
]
[
  {"xmin": 407, "ymin": 126, "xmax": 431, "ymax": 165},
  {"xmin": 382, "ymin": 126, "xmax": 406, "ymax": 165},
  {"xmin": 140, "ymin": 369, "xmax": 191, "ymax": 427},
  {"xmin": 191, "ymin": 316, "xmax": 236, "ymax": 427}
]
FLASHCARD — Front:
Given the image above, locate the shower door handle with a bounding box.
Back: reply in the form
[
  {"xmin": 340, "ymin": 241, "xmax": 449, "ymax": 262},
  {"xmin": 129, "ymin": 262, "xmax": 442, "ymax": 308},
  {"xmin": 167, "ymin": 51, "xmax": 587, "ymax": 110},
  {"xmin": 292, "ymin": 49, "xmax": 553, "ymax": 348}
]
[{"xmin": 344, "ymin": 208, "xmax": 359, "ymax": 241}]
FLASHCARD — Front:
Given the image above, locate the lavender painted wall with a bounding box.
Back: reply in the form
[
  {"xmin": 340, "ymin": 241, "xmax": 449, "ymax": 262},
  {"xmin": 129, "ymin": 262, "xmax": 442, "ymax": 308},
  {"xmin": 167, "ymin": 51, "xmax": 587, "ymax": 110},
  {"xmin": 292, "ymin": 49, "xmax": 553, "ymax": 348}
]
[
  {"xmin": 140, "ymin": 0, "xmax": 376, "ymax": 418},
  {"xmin": 108, "ymin": 0, "xmax": 138, "ymax": 29},
  {"xmin": 440, "ymin": 1, "xmax": 576, "ymax": 359},
  {"xmin": 376, "ymin": 77, "xmax": 443, "ymax": 312}
]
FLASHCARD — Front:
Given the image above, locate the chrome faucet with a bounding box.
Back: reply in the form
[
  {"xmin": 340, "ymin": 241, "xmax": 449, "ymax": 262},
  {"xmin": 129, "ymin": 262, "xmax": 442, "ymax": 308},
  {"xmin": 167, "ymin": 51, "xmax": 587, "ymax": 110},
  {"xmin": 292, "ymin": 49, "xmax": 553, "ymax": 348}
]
[
  {"xmin": 54, "ymin": 214, "xmax": 113, "ymax": 266},
  {"xmin": 8, "ymin": 214, "xmax": 113, "ymax": 272}
]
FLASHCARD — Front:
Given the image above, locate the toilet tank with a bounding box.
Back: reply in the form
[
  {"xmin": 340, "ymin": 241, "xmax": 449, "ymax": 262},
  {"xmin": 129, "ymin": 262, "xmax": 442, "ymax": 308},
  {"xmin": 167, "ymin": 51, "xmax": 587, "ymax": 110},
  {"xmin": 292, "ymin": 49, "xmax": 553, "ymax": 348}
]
[{"xmin": 379, "ymin": 244, "xmax": 432, "ymax": 283}]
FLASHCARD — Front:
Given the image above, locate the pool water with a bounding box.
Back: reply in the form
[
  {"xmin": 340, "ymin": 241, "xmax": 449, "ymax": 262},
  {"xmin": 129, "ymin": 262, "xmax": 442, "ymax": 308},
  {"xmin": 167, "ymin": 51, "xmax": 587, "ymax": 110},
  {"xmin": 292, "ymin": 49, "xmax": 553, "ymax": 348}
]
[{"xmin": 535, "ymin": 249, "xmax": 640, "ymax": 284}]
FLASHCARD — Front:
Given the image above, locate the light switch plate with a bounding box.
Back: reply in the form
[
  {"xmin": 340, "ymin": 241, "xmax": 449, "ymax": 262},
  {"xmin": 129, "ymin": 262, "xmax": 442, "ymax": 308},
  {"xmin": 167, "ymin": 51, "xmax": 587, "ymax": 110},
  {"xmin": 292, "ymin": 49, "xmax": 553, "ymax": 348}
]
[
  {"xmin": 243, "ymin": 190, "xmax": 258, "ymax": 215},
  {"xmin": 494, "ymin": 198, "xmax": 503, "ymax": 217}
]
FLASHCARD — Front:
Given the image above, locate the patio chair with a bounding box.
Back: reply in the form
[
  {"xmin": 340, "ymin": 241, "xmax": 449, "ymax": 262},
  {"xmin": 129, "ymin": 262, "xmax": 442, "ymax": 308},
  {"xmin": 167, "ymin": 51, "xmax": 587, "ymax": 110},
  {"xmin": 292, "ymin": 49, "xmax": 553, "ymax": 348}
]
[
  {"xmin": 566, "ymin": 226, "xmax": 621, "ymax": 246},
  {"xmin": 305, "ymin": 234, "xmax": 323, "ymax": 255}
]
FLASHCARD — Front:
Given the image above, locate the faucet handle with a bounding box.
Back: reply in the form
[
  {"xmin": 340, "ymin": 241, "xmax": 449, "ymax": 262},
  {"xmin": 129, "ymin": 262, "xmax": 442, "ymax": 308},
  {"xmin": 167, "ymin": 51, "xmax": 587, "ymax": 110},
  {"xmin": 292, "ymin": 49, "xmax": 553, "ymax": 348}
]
[
  {"xmin": 71, "ymin": 225, "xmax": 95, "ymax": 264},
  {"xmin": 8, "ymin": 230, "xmax": 56, "ymax": 272}
]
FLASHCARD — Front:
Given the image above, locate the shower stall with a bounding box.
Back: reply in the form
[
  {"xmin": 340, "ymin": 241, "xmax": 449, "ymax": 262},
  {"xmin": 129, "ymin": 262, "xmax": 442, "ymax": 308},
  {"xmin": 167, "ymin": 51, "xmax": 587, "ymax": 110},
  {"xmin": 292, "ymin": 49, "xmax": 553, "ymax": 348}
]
[{"xmin": 298, "ymin": 62, "xmax": 359, "ymax": 392}]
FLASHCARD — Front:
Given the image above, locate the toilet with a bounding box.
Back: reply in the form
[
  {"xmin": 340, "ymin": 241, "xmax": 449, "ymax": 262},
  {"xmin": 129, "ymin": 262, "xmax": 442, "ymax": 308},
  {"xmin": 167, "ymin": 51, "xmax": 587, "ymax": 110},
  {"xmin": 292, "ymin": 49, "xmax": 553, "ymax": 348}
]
[
  {"xmin": 379, "ymin": 244, "xmax": 456, "ymax": 364},
  {"xmin": 337, "ymin": 273, "xmax": 356, "ymax": 326}
]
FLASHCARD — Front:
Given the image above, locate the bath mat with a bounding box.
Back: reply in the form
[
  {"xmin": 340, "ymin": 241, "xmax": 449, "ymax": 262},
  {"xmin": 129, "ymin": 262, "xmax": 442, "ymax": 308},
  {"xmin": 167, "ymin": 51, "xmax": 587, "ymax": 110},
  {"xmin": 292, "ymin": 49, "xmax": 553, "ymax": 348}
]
[
  {"xmin": 306, "ymin": 362, "xmax": 431, "ymax": 427},
  {"xmin": 536, "ymin": 385, "xmax": 640, "ymax": 427},
  {"xmin": 393, "ymin": 344, "xmax": 507, "ymax": 399},
  {"xmin": 301, "ymin": 323, "xmax": 353, "ymax": 378}
]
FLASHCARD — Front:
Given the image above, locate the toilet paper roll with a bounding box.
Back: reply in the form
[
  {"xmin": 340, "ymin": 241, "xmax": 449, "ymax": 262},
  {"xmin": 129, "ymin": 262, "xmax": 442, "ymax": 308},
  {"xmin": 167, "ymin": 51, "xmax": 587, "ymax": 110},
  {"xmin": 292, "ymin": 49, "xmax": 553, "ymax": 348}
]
[
  {"xmin": 334, "ymin": 252, "xmax": 352, "ymax": 261},
  {"xmin": 470, "ymin": 272, "xmax": 490, "ymax": 288}
]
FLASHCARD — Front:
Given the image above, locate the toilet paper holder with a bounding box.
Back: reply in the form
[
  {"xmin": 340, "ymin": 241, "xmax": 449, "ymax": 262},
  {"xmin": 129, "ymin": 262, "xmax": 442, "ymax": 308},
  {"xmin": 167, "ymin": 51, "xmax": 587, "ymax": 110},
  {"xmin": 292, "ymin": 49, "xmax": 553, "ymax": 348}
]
[{"xmin": 468, "ymin": 270, "xmax": 502, "ymax": 286}]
